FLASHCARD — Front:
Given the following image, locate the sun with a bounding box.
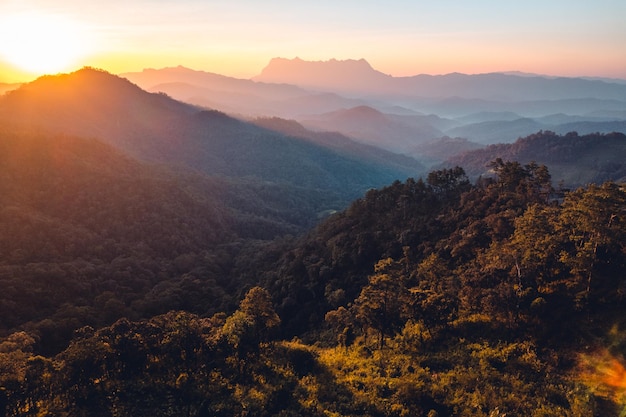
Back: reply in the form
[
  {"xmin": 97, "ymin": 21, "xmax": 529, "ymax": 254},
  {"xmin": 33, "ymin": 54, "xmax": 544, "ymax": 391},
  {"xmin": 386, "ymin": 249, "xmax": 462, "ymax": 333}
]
[{"xmin": 0, "ymin": 12, "xmax": 92, "ymax": 76}]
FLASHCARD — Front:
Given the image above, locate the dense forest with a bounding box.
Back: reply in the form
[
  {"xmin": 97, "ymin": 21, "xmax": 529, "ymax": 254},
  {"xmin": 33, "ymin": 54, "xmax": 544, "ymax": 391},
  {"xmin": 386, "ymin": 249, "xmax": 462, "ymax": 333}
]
[{"xmin": 1, "ymin": 153, "xmax": 625, "ymax": 416}]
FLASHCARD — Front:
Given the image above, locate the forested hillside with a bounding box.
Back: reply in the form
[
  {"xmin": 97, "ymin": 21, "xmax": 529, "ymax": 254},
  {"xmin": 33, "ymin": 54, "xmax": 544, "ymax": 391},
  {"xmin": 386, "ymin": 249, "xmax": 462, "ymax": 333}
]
[
  {"xmin": 0, "ymin": 127, "xmax": 356, "ymax": 355},
  {"xmin": 446, "ymin": 130, "xmax": 626, "ymax": 185},
  {"xmin": 2, "ymin": 159, "xmax": 625, "ymax": 416}
]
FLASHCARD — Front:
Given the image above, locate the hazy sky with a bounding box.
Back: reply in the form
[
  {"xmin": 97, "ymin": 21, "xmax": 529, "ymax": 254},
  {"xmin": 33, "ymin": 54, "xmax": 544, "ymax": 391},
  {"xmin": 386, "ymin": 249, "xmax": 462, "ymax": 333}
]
[{"xmin": 0, "ymin": 0, "xmax": 625, "ymax": 81}]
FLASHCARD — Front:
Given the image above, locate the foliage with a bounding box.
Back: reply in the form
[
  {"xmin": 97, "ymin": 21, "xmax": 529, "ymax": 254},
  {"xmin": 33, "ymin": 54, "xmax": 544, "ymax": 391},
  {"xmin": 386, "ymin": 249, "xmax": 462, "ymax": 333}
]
[{"xmin": 1, "ymin": 154, "xmax": 626, "ymax": 415}]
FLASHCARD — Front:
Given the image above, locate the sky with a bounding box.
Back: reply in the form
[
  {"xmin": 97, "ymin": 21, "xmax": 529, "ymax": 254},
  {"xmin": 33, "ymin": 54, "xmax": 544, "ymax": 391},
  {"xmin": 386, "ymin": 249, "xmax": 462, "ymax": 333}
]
[{"xmin": 0, "ymin": 0, "xmax": 625, "ymax": 82}]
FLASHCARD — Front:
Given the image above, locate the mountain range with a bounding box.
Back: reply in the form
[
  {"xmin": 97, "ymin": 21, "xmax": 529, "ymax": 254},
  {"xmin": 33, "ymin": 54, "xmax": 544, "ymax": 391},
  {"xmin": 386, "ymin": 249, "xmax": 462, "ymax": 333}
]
[
  {"xmin": 118, "ymin": 59, "xmax": 626, "ymax": 167},
  {"xmin": 253, "ymin": 57, "xmax": 626, "ymax": 101}
]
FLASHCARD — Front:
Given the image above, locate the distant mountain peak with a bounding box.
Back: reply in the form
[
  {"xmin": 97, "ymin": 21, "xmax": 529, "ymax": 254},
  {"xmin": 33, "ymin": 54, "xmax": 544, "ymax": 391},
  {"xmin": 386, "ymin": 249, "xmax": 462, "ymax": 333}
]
[{"xmin": 253, "ymin": 57, "xmax": 390, "ymax": 93}]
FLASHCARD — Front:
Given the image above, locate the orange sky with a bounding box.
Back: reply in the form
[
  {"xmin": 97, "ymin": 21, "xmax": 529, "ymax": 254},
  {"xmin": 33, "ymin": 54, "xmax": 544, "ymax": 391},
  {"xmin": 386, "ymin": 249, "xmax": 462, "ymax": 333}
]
[{"xmin": 1, "ymin": 0, "xmax": 625, "ymax": 83}]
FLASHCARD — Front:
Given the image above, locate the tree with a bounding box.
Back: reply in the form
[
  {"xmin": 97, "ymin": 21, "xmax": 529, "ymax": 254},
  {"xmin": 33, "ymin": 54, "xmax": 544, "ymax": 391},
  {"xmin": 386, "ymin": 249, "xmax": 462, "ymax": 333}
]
[
  {"xmin": 222, "ymin": 287, "xmax": 280, "ymax": 361},
  {"xmin": 557, "ymin": 182, "xmax": 626, "ymax": 308},
  {"xmin": 488, "ymin": 159, "xmax": 552, "ymax": 201},
  {"xmin": 426, "ymin": 166, "xmax": 471, "ymax": 199},
  {"xmin": 352, "ymin": 259, "xmax": 410, "ymax": 349}
]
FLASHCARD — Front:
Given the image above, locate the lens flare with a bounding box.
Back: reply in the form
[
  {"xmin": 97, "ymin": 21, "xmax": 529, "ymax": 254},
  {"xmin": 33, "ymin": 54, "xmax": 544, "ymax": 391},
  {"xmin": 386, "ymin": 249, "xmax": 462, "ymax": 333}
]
[{"xmin": 579, "ymin": 348, "xmax": 626, "ymax": 410}]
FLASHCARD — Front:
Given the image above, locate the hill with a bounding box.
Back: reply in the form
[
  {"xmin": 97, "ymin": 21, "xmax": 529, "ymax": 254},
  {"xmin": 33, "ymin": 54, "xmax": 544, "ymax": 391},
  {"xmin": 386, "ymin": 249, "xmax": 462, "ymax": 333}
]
[{"xmin": 445, "ymin": 130, "xmax": 626, "ymax": 185}]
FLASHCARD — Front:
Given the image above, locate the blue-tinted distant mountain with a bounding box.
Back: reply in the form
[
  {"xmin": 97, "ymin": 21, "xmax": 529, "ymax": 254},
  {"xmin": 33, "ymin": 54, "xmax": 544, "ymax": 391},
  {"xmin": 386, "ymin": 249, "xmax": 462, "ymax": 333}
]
[
  {"xmin": 444, "ymin": 118, "xmax": 546, "ymax": 144},
  {"xmin": 534, "ymin": 113, "xmax": 617, "ymax": 125},
  {"xmin": 300, "ymin": 105, "xmax": 444, "ymax": 153},
  {"xmin": 552, "ymin": 120, "xmax": 626, "ymax": 136},
  {"xmin": 443, "ymin": 117, "xmax": 626, "ymax": 145},
  {"xmin": 408, "ymin": 136, "xmax": 484, "ymax": 166},
  {"xmin": 455, "ymin": 111, "xmax": 524, "ymax": 124}
]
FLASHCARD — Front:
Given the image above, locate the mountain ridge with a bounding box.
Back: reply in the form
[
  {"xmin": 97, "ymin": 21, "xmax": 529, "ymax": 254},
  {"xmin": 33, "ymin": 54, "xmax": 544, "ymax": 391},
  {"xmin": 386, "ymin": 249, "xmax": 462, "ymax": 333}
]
[
  {"xmin": 253, "ymin": 57, "xmax": 626, "ymax": 101},
  {"xmin": 0, "ymin": 67, "xmax": 423, "ymax": 204}
]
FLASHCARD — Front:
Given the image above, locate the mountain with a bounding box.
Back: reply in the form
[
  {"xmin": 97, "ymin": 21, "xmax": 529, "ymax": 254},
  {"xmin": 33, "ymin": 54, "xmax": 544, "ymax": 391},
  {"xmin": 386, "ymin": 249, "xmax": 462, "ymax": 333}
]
[
  {"xmin": 0, "ymin": 68, "xmax": 198, "ymax": 159},
  {"xmin": 444, "ymin": 118, "xmax": 547, "ymax": 144},
  {"xmin": 454, "ymin": 111, "xmax": 524, "ymax": 124},
  {"xmin": 441, "ymin": 117, "xmax": 626, "ymax": 145},
  {"xmin": 254, "ymin": 57, "xmax": 626, "ymax": 102},
  {"xmin": 445, "ymin": 130, "xmax": 626, "ymax": 185},
  {"xmin": 251, "ymin": 116, "xmax": 423, "ymax": 173},
  {"xmin": 301, "ymin": 105, "xmax": 444, "ymax": 153},
  {"xmin": 253, "ymin": 57, "xmax": 395, "ymax": 94},
  {"xmin": 408, "ymin": 136, "xmax": 484, "ymax": 166},
  {"xmin": 0, "ymin": 68, "xmax": 423, "ymax": 202},
  {"xmin": 122, "ymin": 65, "xmax": 305, "ymax": 99},
  {"xmin": 122, "ymin": 66, "xmax": 369, "ymax": 118}
]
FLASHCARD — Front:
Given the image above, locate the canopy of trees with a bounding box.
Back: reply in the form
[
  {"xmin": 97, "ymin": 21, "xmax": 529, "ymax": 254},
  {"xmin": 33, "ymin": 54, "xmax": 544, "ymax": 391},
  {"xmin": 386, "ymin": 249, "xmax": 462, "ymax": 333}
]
[{"xmin": 1, "ymin": 139, "xmax": 626, "ymax": 415}]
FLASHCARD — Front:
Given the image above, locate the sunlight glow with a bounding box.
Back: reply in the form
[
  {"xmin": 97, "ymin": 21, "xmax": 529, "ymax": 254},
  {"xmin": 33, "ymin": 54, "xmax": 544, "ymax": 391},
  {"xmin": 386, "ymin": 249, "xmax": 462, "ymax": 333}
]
[{"xmin": 0, "ymin": 12, "xmax": 92, "ymax": 76}]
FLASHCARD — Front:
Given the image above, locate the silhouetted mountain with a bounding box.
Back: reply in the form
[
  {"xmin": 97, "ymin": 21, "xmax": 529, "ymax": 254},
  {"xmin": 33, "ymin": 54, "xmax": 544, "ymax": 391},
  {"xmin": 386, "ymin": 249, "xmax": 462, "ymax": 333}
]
[
  {"xmin": 254, "ymin": 57, "xmax": 626, "ymax": 101},
  {"xmin": 552, "ymin": 120, "xmax": 626, "ymax": 136},
  {"xmin": 442, "ymin": 117, "xmax": 626, "ymax": 145},
  {"xmin": 455, "ymin": 111, "xmax": 524, "ymax": 124},
  {"xmin": 0, "ymin": 68, "xmax": 422, "ymax": 203},
  {"xmin": 301, "ymin": 105, "xmax": 443, "ymax": 152},
  {"xmin": 123, "ymin": 65, "xmax": 305, "ymax": 98},
  {"xmin": 253, "ymin": 57, "xmax": 393, "ymax": 94},
  {"xmin": 0, "ymin": 68, "xmax": 197, "ymax": 158},
  {"xmin": 122, "ymin": 66, "xmax": 368, "ymax": 118},
  {"xmin": 444, "ymin": 118, "xmax": 547, "ymax": 144},
  {"xmin": 251, "ymin": 116, "xmax": 424, "ymax": 173},
  {"xmin": 445, "ymin": 130, "xmax": 626, "ymax": 185}
]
